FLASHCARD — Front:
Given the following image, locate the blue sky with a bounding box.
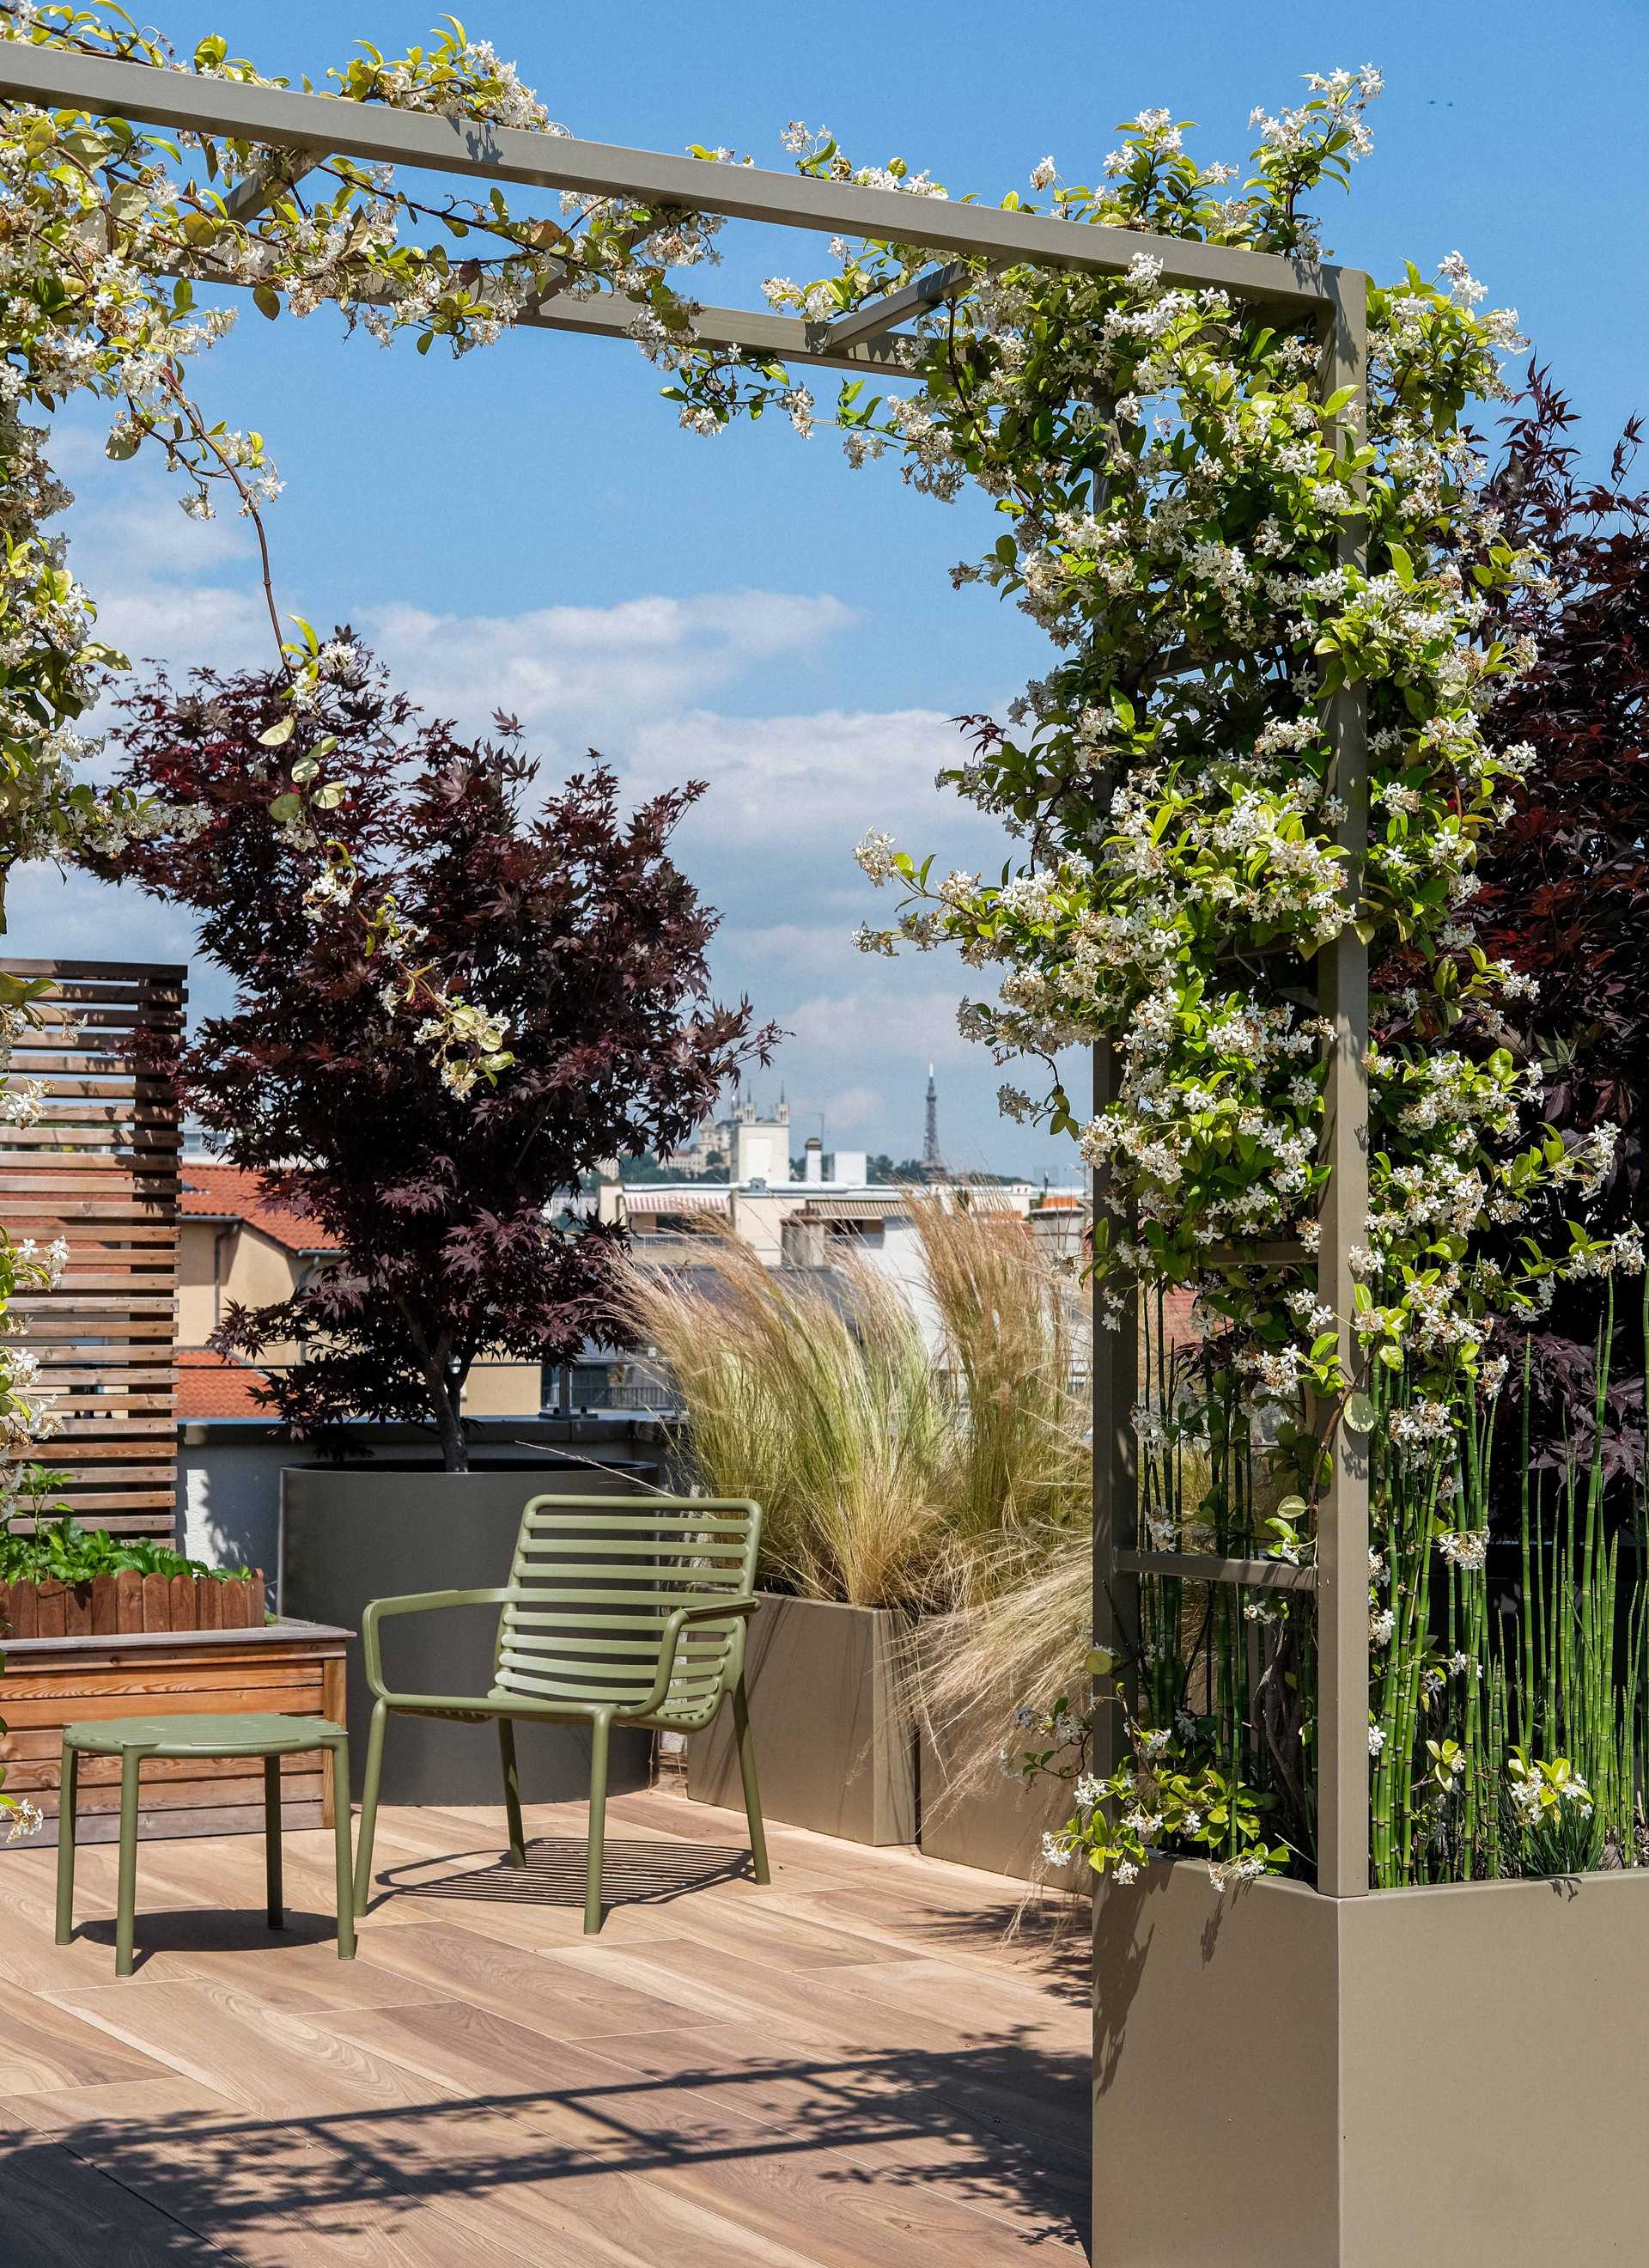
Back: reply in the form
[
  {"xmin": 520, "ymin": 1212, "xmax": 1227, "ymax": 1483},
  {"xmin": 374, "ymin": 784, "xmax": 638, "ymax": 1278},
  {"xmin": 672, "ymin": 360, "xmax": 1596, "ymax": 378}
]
[{"xmin": 10, "ymin": 0, "xmax": 1647, "ymax": 1174}]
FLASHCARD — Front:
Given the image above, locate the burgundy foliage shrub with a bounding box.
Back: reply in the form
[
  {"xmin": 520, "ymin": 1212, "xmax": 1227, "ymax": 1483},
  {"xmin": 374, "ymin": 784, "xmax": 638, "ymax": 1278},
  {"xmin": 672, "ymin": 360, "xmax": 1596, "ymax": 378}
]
[
  {"xmin": 100, "ymin": 644, "xmax": 770, "ymax": 1468},
  {"xmin": 1476, "ymin": 371, "xmax": 1649, "ymax": 1487}
]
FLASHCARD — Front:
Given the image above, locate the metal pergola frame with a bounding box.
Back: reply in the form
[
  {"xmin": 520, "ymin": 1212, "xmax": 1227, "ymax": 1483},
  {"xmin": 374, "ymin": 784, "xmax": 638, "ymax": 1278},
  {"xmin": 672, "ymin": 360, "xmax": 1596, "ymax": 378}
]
[{"xmin": 0, "ymin": 41, "xmax": 1372, "ymax": 1899}]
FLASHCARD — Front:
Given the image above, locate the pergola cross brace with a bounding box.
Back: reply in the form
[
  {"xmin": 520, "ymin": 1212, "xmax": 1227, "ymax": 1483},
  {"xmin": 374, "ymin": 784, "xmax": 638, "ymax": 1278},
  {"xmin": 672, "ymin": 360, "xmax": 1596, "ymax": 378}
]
[
  {"xmin": 825, "ymin": 259, "xmax": 988, "ymax": 350},
  {"xmin": 222, "ymin": 153, "xmax": 323, "ymax": 222}
]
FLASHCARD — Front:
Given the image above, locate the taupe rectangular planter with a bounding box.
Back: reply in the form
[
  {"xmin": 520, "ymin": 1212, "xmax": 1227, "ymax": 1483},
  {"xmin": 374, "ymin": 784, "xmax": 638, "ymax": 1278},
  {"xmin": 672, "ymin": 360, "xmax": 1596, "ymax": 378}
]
[
  {"xmin": 1094, "ymin": 1859, "xmax": 1649, "ymax": 2265},
  {"xmin": 280, "ymin": 1462, "xmax": 653, "ymax": 1810},
  {"xmin": 918, "ymin": 1704, "xmax": 1078, "ymax": 1882},
  {"xmin": 687, "ymin": 1593, "xmax": 916, "ymax": 1845}
]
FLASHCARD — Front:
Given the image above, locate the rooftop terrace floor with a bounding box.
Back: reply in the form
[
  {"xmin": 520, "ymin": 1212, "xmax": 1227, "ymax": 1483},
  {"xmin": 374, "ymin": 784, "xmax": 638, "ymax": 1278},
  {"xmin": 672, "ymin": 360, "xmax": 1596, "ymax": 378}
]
[{"xmin": 0, "ymin": 1785, "xmax": 1091, "ymax": 2264}]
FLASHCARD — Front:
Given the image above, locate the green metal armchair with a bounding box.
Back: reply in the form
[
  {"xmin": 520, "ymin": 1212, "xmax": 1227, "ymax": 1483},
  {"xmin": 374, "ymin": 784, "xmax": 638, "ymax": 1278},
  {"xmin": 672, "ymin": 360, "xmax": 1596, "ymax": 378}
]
[{"xmin": 353, "ymin": 1494, "xmax": 768, "ymax": 1934}]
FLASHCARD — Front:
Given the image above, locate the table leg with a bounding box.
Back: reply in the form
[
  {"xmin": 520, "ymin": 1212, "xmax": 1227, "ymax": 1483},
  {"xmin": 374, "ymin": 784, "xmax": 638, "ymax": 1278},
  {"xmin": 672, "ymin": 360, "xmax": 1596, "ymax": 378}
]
[
  {"xmin": 329, "ymin": 1738, "xmax": 355, "ymax": 1960},
  {"xmin": 54, "ymin": 1743, "xmax": 78, "ymax": 1946},
  {"xmin": 115, "ymin": 1749, "xmax": 141, "ymax": 1979},
  {"xmin": 265, "ymin": 1753, "xmax": 283, "ymax": 1930}
]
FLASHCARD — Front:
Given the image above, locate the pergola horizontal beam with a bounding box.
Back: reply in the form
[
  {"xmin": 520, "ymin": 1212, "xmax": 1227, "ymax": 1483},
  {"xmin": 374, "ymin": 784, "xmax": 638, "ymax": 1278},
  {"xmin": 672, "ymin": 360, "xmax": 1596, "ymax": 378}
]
[
  {"xmin": 1202, "ymin": 1241, "xmax": 1311, "ymax": 1269},
  {"xmin": 1114, "ymin": 1548, "xmax": 1317, "ymax": 1592},
  {"xmin": 519, "ymin": 290, "xmax": 917, "ymax": 375},
  {"xmin": 0, "ymin": 45, "xmax": 1336, "ymax": 316},
  {"xmin": 152, "ymin": 253, "xmax": 915, "ymax": 375}
]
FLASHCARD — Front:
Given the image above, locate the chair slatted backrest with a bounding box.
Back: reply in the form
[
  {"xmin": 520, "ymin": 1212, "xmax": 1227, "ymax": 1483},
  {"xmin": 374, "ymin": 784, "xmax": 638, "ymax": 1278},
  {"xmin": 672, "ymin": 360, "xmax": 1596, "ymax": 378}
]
[{"xmin": 492, "ymin": 1495, "xmax": 762, "ymax": 1726}]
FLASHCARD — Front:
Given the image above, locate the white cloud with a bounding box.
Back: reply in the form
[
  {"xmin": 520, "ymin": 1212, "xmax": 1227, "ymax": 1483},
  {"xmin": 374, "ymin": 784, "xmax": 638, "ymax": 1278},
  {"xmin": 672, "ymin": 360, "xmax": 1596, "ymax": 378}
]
[
  {"xmin": 819, "ymin": 1083, "xmax": 885, "ymax": 1133},
  {"xmin": 626, "ymin": 704, "xmax": 989, "ymax": 852},
  {"xmin": 52, "ymin": 478, "xmax": 273, "ymax": 714},
  {"xmin": 717, "ymin": 921, "xmax": 856, "ymax": 968},
  {"xmin": 783, "ymin": 975, "xmax": 979, "ymax": 1068},
  {"xmin": 93, "ymin": 582, "xmax": 268, "ymax": 673},
  {"xmin": 87, "ymin": 497, "xmax": 257, "ymax": 580},
  {"xmin": 365, "ymin": 589, "xmax": 856, "ymax": 735}
]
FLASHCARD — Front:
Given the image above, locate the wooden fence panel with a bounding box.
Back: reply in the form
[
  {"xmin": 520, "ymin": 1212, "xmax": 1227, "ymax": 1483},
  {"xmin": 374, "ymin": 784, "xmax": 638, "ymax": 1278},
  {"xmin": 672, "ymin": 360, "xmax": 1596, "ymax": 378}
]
[{"xmin": 1, "ymin": 960, "xmax": 184, "ymax": 1540}]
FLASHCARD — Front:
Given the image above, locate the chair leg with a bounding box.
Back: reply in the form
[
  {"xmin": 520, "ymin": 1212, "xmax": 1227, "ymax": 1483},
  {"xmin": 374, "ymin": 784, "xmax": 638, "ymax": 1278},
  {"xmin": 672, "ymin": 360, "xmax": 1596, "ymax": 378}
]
[
  {"xmin": 115, "ymin": 1747, "xmax": 141, "ymax": 1979},
  {"xmin": 498, "ymin": 1717, "xmax": 526, "ymax": 1868},
  {"xmin": 265, "ymin": 1754, "xmax": 284, "ymax": 1929},
  {"xmin": 732, "ymin": 1677, "xmax": 770, "ymax": 1886},
  {"xmin": 584, "ymin": 1713, "xmax": 611, "ymax": 1936},
  {"xmin": 329, "ymin": 1738, "xmax": 356, "ymax": 1961},
  {"xmin": 54, "ymin": 1743, "xmax": 78, "ymax": 1946},
  {"xmin": 354, "ymin": 1698, "xmax": 389, "ymax": 1918}
]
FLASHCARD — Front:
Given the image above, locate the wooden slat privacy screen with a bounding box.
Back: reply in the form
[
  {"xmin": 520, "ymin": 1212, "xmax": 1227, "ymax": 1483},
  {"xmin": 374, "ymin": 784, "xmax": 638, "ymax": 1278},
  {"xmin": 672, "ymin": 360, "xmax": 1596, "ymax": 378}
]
[{"xmin": 1, "ymin": 960, "xmax": 184, "ymax": 1539}]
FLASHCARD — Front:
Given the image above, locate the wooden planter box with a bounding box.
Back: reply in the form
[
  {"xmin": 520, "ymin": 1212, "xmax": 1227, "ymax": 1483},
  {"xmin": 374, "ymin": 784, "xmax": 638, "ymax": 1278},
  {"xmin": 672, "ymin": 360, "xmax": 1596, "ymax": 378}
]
[
  {"xmin": 687, "ymin": 1593, "xmax": 916, "ymax": 1845},
  {"xmin": 0, "ymin": 1619, "xmax": 349, "ymax": 1849},
  {"xmin": 0, "ymin": 1570, "xmax": 265, "ymax": 1641},
  {"xmin": 1093, "ymin": 1859, "xmax": 1649, "ymax": 2265}
]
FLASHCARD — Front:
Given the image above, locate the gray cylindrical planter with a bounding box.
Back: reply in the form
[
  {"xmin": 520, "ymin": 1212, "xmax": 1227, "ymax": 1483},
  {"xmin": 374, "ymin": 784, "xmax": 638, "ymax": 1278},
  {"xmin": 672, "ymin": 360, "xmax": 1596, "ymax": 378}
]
[
  {"xmin": 279, "ymin": 1463, "xmax": 652, "ymax": 1808},
  {"xmin": 1093, "ymin": 1859, "xmax": 1649, "ymax": 2265},
  {"xmin": 686, "ymin": 1591, "xmax": 916, "ymax": 1845},
  {"xmin": 918, "ymin": 1705, "xmax": 1077, "ymax": 1881}
]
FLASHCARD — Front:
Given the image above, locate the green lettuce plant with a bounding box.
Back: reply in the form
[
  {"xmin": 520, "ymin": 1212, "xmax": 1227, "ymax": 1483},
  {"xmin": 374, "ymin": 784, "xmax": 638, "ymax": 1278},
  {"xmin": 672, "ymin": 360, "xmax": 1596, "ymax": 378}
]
[{"xmin": 0, "ymin": 1499, "xmax": 253, "ymax": 1586}]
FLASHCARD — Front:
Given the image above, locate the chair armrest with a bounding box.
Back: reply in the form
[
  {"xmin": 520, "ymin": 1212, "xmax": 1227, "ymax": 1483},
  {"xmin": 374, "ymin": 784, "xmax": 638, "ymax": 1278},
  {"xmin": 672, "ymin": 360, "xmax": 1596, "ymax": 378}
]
[
  {"xmin": 361, "ymin": 1586, "xmax": 515, "ymax": 1698},
  {"xmin": 618, "ymin": 1594, "xmax": 761, "ymax": 1722}
]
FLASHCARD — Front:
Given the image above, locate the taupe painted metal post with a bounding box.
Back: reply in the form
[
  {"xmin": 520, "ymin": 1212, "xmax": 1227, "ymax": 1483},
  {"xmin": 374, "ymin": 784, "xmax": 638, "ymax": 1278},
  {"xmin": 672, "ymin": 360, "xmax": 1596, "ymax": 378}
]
[
  {"xmin": 1091, "ymin": 1041, "xmax": 1139, "ymax": 1780},
  {"xmin": 1314, "ymin": 268, "xmax": 1372, "ymax": 1899}
]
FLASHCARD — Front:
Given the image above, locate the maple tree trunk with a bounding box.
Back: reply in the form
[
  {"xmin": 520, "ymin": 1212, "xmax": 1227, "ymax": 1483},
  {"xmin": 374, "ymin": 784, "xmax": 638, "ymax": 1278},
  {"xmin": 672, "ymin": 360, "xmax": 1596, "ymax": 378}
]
[
  {"xmin": 432, "ymin": 1375, "xmax": 468, "ymax": 1472},
  {"xmin": 416, "ymin": 1341, "xmax": 469, "ymax": 1473}
]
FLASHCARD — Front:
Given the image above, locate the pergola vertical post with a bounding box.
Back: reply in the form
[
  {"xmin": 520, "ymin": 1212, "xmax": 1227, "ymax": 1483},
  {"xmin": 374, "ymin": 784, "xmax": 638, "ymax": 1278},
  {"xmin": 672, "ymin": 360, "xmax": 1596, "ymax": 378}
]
[
  {"xmin": 1091, "ymin": 1041, "xmax": 1138, "ymax": 1779},
  {"xmin": 1313, "ymin": 268, "xmax": 1372, "ymax": 1899}
]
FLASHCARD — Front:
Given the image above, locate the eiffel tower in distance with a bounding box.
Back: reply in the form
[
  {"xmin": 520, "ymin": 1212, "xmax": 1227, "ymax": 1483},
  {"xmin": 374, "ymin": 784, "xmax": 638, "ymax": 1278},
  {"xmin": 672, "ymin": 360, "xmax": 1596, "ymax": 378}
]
[{"xmin": 921, "ymin": 1063, "xmax": 944, "ymax": 1175}]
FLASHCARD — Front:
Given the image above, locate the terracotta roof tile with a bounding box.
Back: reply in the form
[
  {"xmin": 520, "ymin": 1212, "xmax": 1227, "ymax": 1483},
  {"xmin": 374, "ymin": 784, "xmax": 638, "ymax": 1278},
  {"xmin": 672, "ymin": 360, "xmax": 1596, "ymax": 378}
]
[
  {"xmin": 175, "ymin": 1347, "xmax": 280, "ymax": 1422},
  {"xmin": 179, "ymin": 1162, "xmax": 338, "ymax": 1255}
]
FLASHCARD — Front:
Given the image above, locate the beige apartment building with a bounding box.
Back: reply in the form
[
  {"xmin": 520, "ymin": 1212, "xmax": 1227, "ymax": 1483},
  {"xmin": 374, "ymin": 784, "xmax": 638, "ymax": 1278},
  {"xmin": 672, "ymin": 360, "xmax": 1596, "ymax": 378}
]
[{"xmin": 176, "ymin": 1159, "xmax": 542, "ymax": 1421}]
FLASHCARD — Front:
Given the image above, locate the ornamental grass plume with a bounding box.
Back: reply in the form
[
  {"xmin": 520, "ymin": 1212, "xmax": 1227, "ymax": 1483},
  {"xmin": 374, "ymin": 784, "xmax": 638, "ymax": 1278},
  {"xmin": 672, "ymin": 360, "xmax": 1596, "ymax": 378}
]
[
  {"xmin": 912, "ymin": 1524, "xmax": 1094, "ymax": 1813},
  {"xmin": 903, "ymin": 1192, "xmax": 1091, "ymax": 1588},
  {"xmin": 615, "ymin": 1231, "xmax": 954, "ymax": 1609},
  {"xmin": 615, "ymin": 1193, "xmax": 1091, "ymax": 1612}
]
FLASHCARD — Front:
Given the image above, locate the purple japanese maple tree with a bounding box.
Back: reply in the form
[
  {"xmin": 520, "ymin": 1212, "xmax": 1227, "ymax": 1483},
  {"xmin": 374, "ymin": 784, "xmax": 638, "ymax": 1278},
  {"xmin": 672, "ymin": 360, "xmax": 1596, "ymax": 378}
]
[
  {"xmin": 1475, "ymin": 371, "xmax": 1649, "ymax": 1487},
  {"xmin": 101, "ymin": 643, "xmax": 770, "ymax": 1469}
]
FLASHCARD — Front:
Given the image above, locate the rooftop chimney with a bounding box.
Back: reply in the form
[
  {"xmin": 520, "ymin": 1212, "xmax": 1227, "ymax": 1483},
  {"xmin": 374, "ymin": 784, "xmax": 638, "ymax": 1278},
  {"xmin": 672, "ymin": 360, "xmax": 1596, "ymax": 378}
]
[{"xmin": 803, "ymin": 1137, "xmax": 824, "ymax": 1185}]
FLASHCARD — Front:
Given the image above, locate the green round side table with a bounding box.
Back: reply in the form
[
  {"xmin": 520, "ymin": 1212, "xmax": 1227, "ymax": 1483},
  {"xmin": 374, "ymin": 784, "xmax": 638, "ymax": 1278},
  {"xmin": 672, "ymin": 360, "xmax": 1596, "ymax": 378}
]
[{"xmin": 55, "ymin": 1712, "xmax": 355, "ymax": 1978}]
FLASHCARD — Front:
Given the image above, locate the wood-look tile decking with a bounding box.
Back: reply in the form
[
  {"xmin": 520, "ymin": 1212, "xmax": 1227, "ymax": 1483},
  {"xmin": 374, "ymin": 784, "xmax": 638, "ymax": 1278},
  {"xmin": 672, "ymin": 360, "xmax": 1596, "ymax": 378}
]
[{"xmin": 0, "ymin": 1786, "xmax": 1091, "ymax": 2263}]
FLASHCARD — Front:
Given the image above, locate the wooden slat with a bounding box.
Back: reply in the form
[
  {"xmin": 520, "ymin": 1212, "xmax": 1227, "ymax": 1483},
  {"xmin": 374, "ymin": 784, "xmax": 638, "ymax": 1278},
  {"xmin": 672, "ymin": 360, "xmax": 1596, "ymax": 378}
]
[
  {"xmin": 40, "ymin": 1470, "xmax": 180, "ymax": 1491},
  {"xmin": 26, "ymin": 1387, "xmax": 175, "ymax": 1405},
  {"xmin": 0, "ymin": 1681, "xmax": 322, "ymax": 1731},
  {"xmin": 26, "ymin": 1415, "xmax": 175, "ymax": 1433},
  {"xmin": 50, "ymin": 1278, "xmax": 180, "ymax": 1296},
  {"xmin": 22, "ymin": 1222, "xmax": 177, "ymax": 1241},
  {"xmin": 51, "ymin": 1496, "xmax": 180, "ymax": 1515}
]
